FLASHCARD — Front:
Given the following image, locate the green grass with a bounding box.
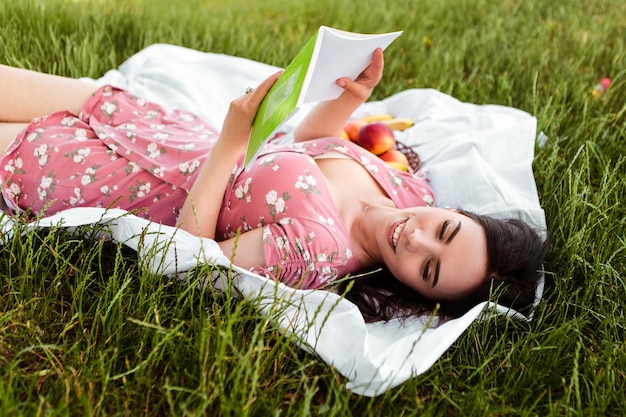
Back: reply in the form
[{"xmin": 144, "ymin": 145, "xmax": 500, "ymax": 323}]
[{"xmin": 1, "ymin": 0, "xmax": 625, "ymax": 415}]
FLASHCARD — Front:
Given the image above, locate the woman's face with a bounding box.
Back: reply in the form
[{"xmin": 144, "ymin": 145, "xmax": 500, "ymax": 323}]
[{"xmin": 368, "ymin": 206, "xmax": 488, "ymax": 300}]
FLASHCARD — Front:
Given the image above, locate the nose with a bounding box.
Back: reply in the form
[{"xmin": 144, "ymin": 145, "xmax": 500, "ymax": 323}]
[{"xmin": 406, "ymin": 227, "xmax": 439, "ymax": 253}]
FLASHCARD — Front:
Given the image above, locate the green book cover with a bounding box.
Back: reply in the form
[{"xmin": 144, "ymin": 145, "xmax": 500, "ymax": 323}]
[{"xmin": 244, "ymin": 26, "xmax": 402, "ymax": 168}]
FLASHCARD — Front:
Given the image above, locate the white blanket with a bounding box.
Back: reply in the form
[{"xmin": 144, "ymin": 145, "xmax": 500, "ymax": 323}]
[{"xmin": 1, "ymin": 44, "xmax": 547, "ymax": 396}]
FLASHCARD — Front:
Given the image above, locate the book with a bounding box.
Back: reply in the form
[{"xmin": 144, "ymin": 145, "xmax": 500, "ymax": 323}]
[{"xmin": 244, "ymin": 25, "xmax": 403, "ymax": 168}]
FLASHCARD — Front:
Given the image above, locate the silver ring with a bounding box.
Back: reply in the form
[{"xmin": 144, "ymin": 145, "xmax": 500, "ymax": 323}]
[{"xmin": 245, "ymin": 87, "xmax": 254, "ymax": 94}]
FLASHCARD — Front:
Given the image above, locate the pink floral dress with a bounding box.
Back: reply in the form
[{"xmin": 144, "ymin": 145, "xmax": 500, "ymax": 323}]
[{"xmin": 0, "ymin": 85, "xmax": 435, "ymax": 289}]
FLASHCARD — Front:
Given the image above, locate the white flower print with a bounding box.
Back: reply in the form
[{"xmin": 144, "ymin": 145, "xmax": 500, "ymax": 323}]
[
  {"xmin": 33, "ymin": 144, "xmax": 49, "ymax": 166},
  {"xmin": 137, "ymin": 183, "xmax": 150, "ymax": 198},
  {"xmin": 37, "ymin": 174, "xmax": 55, "ymax": 201},
  {"xmin": 258, "ymin": 155, "xmax": 277, "ymax": 167},
  {"xmin": 100, "ymin": 101, "xmax": 117, "ymax": 116},
  {"xmin": 152, "ymin": 132, "xmax": 169, "ymax": 141},
  {"xmin": 39, "ymin": 175, "xmax": 53, "ymax": 190},
  {"xmin": 70, "ymin": 128, "xmax": 88, "ymax": 141},
  {"xmin": 266, "ymin": 190, "xmax": 277, "ymax": 205},
  {"xmin": 358, "ymin": 154, "xmax": 379, "ymax": 173},
  {"xmin": 5, "ymin": 183, "xmax": 21, "ymax": 199},
  {"xmin": 291, "ymin": 143, "xmax": 307, "ymax": 153},
  {"xmin": 275, "ymin": 235, "xmax": 288, "ymax": 252},
  {"xmin": 389, "ymin": 173, "xmax": 403, "ymax": 187},
  {"xmin": 146, "ymin": 143, "xmax": 161, "ymax": 158},
  {"xmin": 262, "ymin": 227, "xmax": 272, "ymax": 245},
  {"xmin": 152, "ymin": 166, "xmax": 165, "ymax": 178},
  {"xmin": 129, "ymin": 181, "xmax": 151, "ymax": 202},
  {"xmin": 234, "ymin": 177, "xmax": 252, "ymax": 202},
  {"xmin": 423, "ymin": 192, "xmax": 434, "ymax": 207},
  {"xmin": 318, "ymin": 266, "xmax": 336, "ymax": 284},
  {"xmin": 317, "ymin": 214, "xmax": 335, "ymax": 227},
  {"xmin": 60, "ymin": 116, "xmax": 77, "ymax": 127},
  {"xmin": 100, "ymin": 185, "xmax": 111, "ymax": 196},
  {"xmin": 179, "ymin": 160, "xmax": 200, "ymax": 176},
  {"xmin": 69, "ymin": 187, "xmax": 84, "ymax": 206},
  {"xmin": 178, "ymin": 113, "xmax": 194, "ymax": 122},
  {"xmin": 275, "ymin": 197, "xmax": 285, "ymax": 213},
  {"xmin": 177, "ymin": 142, "xmax": 195, "ymax": 151},
  {"xmin": 295, "ymin": 170, "xmax": 320, "ymax": 196},
  {"xmin": 265, "ymin": 190, "xmax": 291, "ymax": 219},
  {"xmin": 126, "ymin": 161, "xmax": 141, "ymax": 174},
  {"xmin": 4, "ymin": 157, "xmax": 25, "ymax": 175},
  {"xmin": 73, "ymin": 148, "xmax": 90, "ymax": 163},
  {"xmin": 80, "ymin": 166, "xmax": 99, "ymax": 186},
  {"xmin": 332, "ymin": 145, "xmax": 349, "ymax": 154}
]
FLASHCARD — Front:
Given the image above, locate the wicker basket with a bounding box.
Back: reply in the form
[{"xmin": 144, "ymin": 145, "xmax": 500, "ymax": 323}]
[{"xmin": 395, "ymin": 140, "xmax": 421, "ymax": 172}]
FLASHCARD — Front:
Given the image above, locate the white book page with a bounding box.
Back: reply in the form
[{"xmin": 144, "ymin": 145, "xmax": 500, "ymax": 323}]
[{"xmin": 300, "ymin": 26, "xmax": 402, "ymax": 104}]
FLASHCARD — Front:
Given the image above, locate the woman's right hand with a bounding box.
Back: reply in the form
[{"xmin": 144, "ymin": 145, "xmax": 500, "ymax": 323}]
[
  {"xmin": 177, "ymin": 70, "xmax": 281, "ymax": 238},
  {"xmin": 216, "ymin": 70, "xmax": 283, "ymax": 153}
]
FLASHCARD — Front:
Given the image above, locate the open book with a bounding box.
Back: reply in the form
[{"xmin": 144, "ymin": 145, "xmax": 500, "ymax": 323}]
[{"xmin": 244, "ymin": 26, "xmax": 403, "ymax": 168}]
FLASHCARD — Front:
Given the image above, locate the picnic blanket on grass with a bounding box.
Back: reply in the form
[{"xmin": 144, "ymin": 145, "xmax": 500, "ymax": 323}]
[{"xmin": 0, "ymin": 44, "xmax": 547, "ymax": 396}]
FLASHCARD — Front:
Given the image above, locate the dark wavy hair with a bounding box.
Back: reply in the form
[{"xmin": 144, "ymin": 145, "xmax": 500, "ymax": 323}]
[{"xmin": 337, "ymin": 211, "xmax": 549, "ymax": 322}]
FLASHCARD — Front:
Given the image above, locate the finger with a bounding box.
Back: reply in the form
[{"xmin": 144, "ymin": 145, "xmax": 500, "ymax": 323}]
[
  {"xmin": 244, "ymin": 70, "xmax": 283, "ymax": 103},
  {"xmin": 336, "ymin": 77, "xmax": 369, "ymax": 96},
  {"xmin": 369, "ymin": 48, "xmax": 384, "ymax": 74},
  {"xmin": 372, "ymin": 48, "xmax": 384, "ymax": 68}
]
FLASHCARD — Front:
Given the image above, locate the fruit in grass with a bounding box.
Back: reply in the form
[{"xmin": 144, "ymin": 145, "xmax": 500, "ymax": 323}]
[
  {"xmin": 356, "ymin": 122, "xmax": 396, "ymax": 155},
  {"xmin": 379, "ymin": 148, "xmax": 410, "ymax": 171},
  {"xmin": 343, "ymin": 119, "xmax": 367, "ymax": 142}
]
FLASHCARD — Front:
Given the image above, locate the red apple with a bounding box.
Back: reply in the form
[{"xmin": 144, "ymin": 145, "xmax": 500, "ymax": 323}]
[
  {"xmin": 379, "ymin": 148, "xmax": 410, "ymax": 171},
  {"xmin": 343, "ymin": 119, "xmax": 367, "ymax": 142},
  {"xmin": 357, "ymin": 122, "xmax": 396, "ymax": 155}
]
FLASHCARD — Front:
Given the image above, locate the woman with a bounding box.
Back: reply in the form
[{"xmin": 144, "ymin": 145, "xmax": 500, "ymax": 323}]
[{"xmin": 0, "ymin": 49, "xmax": 548, "ymax": 321}]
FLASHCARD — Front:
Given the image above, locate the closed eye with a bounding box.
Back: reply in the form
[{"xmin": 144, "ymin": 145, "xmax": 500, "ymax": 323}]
[
  {"xmin": 438, "ymin": 220, "xmax": 449, "ymax": 240},
  {"xmin": 422, "ymin": 258, "xmax": 431, "ymax": 282},
  {"xmin": 422, "ymin": 258, "xmax": 440, "ymax": 287}
]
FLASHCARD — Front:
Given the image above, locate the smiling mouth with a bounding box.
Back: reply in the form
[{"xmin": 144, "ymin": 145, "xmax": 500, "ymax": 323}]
[{"xmin": 389, "ymin": 220, "xmax": 408, "ymax": 251}]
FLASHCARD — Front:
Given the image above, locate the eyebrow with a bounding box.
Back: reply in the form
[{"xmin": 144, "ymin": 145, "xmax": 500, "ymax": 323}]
[{"xmin": 432, "ymin": 221, "xmax": 462, "ymax": 287}]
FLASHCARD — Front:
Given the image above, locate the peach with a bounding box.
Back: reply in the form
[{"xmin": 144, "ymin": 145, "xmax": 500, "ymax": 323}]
[
  {"xmin": 357, "ymin": 122, "xmax": 396, "ymax": 155},
  {"xmin": 343, "ymin": 119, "xmax": 367, "ymax": 142},
  {"xmin": 379, "ymin": 148, "xmax": 410, "ymax": 171}
]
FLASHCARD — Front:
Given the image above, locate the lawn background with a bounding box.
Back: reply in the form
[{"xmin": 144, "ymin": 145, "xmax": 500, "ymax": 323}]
[{"xmin": 1, "ymin": 0, "xmax": 625, "ymax": 415}]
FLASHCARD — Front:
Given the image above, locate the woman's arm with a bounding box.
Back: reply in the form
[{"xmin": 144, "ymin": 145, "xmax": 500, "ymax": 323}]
[
  {"xmin": 176, "ymin": 70, "xmax": 283, "ymax": 239},
  {"xmin": 0, "ymin": 64, "xmax": 98, "ymax": 153},
  {"xmin": 0, "ymin": 65, "xmax": 97, "ymax": 123},
  {"xmin": 293, "ymin": 48, "xmax": 384, "ymax": 143}
]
